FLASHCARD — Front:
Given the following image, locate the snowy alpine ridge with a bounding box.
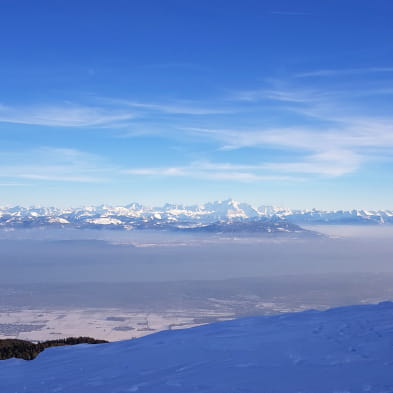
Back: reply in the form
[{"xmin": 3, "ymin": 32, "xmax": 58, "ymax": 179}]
[
  {"xmin": 0, "ymin": 199, "xmax": 391, "ymax": 231},
  {"xmin": 1, "ymin": 302, "xmax": 393, "ymax": 393}
]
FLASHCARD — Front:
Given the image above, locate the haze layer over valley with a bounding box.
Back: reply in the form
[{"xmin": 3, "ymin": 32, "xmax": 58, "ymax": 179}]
[{"xmin": 1, "ymin": 224, "xmax": 393, "ymax": 342}]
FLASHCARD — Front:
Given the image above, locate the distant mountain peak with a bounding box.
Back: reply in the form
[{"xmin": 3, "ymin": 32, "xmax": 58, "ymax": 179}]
[{"xmin": 0, "ymin": 202, "xmax": 391, "ymax": 231}]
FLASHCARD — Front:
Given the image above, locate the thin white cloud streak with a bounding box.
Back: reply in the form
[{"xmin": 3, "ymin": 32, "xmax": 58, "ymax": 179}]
[
  {"xmin": 0, "ymin": 183, "xmax": 29, "ymax": 186},
  {"xmin": 187, "ymin": 120, "xmax": 393, "ymax": 159},
  {"xmin": 123, "ymin": 161, "xmax": 306, "ymax": 181},
  {"xmin": 1, "ymin": 75, "xmax": 391, "ymax": 182},
  {"xmin": 231, "ymin": 85, "xmax": 393, "ymax": 106},
  {"xmin": 0, "ymin": 104, "xmax": 135, "ymax": 127},
  {"xmin": 0, "ymin": 148, "xmax": 109, "ymax": 182},
  {"xmin": 0, "ymin": 148, "xmax": 306, "ymax": 184},
  {"xmin": 0, "ymin": 97, "xmax": 229, "ymax": 129},
  {"xmin": 230, "ymin": 86, "xmax": 335, "ymax": 104},
  {"xmin": 232, "ymin": 89, "xmax": 311, "ymax": 103},
  {"xmin": 225, "ymin": 82, "xmax": 393, "ymax": 148},
  {"xmin": 185, "ymin": 83, "xmax": 393, "ymax": 177},
  {"xmin": 14, "ymin": 173, "xmax": 103, "ymax": 182},
  {"xmin": 296, "ymin": 67, "xmax": 393, "ymax": 78},
  {"xmin": 127, "ymin": 101, "xmax": 230, "ymax": 115},
  {"xmin": 263, "ymin": 150, "xmax": 362, "ymax": 176},
  {"xmin": 102, "ymin": 97, "xmax": 233, "ymax": 115}
]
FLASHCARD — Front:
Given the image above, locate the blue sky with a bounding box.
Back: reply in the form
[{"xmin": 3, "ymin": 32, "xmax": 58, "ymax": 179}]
[{"xmin": 0, "ymin": 0, "xmax": 392, "ymax": 209}]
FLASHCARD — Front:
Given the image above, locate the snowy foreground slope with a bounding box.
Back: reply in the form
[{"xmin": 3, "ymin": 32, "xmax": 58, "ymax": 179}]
[{"xmin": 2, "ymin": 302, "xmax": 393, "ymax": 393}]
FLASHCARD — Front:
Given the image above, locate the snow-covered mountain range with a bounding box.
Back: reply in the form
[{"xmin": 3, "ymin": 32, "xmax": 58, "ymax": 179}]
[
  {"xmin": 1, "ymin": 301, "xmax": 393, "ymax": 392},
  {"xmin": 0, "ymin": 199, "xmax": 391, "ymax": 231}
]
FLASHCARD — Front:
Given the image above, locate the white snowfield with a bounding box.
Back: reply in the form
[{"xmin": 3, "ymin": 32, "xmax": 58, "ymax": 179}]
[{"xmin": 2, "ymin": 302, "xmax": 393, "ymax": 393}]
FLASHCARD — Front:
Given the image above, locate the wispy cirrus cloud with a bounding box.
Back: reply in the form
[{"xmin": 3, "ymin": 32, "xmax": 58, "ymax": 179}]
[
  {"xmin": 262, "ymin": 150, "xmax": 363, "ymax": 177},
  {"xmin": 0, "ymin": 103, "xmax": 135, "ymax": 127},
  {"xmin": 124, "ymin": 151, "xmax": 363, "ymax": 180},
  {"xmin": 1, "ymin": 71, "xmax": 392, "ymax": 184},
  {"xmin": 127, "ymin": 101, "xmax": 231, "ymax": 115},
  {"xmin": 296, "ymin": 67, "xmax": 393, "ymax": 78},
  {"xmin": 101, "ymin": 97, "xmax": 233, "ymax": 115},
  {"xmin": 231, "ymin": 88, "xmax": 322, "ymax": 103},
  {"xmin": 0, "ymin": 147, "xmax": 111, "ymax": 182},
  {"xmin": 187, "ymin": 78, "xmax": 393, "ymax": 178},
  {"xmin": 186, "ymin": 117, "xmax": 393, "ymax": 164},
  {"xmin": 0, "ymin": 183, "xmax": 29, "ymax": 187},
  {"xmin": 124, "ymin": 161, "xmax": 304, "ymax": 181},
  {"xmin": 0, "ymin": 95, "xmax": 231, "ymax": 129}
]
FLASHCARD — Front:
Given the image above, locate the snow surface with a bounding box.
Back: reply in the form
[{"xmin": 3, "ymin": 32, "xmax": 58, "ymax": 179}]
[{"xmin": 2, "ymin": 302, "xmax": 393, "ymax": 392}]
